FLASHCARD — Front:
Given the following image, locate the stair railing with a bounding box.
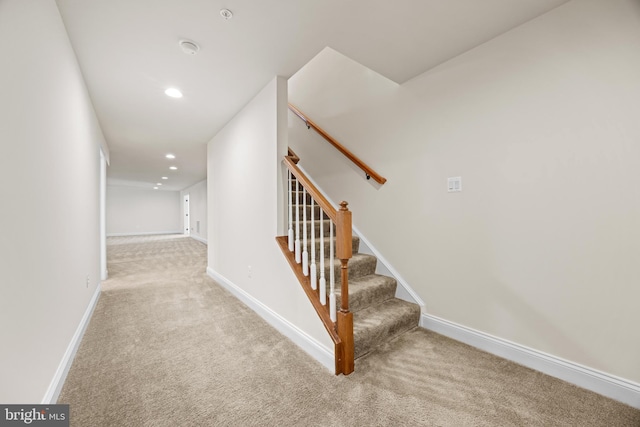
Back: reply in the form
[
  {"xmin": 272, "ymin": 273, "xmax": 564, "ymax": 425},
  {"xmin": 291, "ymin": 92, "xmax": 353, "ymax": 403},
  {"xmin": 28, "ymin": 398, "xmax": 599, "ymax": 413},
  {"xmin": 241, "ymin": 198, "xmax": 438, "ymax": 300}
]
[
  {"xmin": 276, "ymin": 149, "xmax": 354, "ymax": 375},
  {"xmin": 288, "ymin": 104, "xmax": 387, "ymax": 185}
]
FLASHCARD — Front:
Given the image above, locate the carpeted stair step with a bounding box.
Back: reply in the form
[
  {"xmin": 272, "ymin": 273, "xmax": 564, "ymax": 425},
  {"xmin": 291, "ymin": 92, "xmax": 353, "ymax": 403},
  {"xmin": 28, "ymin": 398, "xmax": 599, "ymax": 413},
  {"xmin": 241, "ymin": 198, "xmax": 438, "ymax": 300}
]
[
  {"xmin": 290, "ymin": 190, "xmax": 344, "ymax": 219},
  {"xmin": 301, "ymin": 235, "xmax": 359, "ymax": 259},
  {"xmin": 353, "ymin": 298, "xmax": 421, "ymax": 359},
  {"xmin": 284, "ymin": 182, "xmax": 423, "ymax": 367},
  {"xmin": 333, "ymin": 274, "xmax": 397, "ymax": 313},
  {"xmin": 291, "ymin": 190, "xmax": 315, "ymax": 204},
  {"xmin": 294, "ymin": 204, "xmax": 330, "ymax": 220},
  {"xmin": 322, "ymin": 253, "xmax": 377, "ymax": 282},
  {"xmin": 297, "ymin": 219, "xmax": 340, "ymax": 238}
]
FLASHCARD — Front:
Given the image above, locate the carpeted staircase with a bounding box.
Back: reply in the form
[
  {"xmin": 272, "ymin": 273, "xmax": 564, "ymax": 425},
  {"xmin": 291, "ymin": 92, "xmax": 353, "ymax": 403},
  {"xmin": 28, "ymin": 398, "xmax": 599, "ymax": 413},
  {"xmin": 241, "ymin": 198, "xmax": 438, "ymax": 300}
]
[{"xmin": 292, "ymin": 186, "xmax": 421, "ymax": 360}]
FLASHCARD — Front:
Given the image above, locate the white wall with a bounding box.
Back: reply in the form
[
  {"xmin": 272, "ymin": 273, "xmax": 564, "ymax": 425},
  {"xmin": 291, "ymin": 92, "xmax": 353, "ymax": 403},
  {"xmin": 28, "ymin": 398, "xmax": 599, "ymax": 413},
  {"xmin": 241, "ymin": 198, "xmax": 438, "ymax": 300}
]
[
  {"xmin": 0, "ymin": 0, "xmax": 106, "ymax": 402},
  {"xmin": 181, "ymin": 179, "xmax": 207, "ymax": 243},
  {"xmin": 106, "ymin": 186, "xmax": 181, "ymax": 236},
  {"xmin": 288, "ymin": 0, "xmax": 640, "ymax": 384},
  {"xmin": 207, "ymin": 77, "xmax": 333, "ymax": 356}
]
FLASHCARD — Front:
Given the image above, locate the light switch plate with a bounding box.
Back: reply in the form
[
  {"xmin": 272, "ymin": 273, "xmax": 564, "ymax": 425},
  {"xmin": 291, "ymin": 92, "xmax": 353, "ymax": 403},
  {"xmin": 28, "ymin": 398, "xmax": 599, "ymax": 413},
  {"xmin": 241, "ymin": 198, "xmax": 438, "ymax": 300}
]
[{"xmin": 448, "ymin": 177, "xmax": 462, "ymax": 192}]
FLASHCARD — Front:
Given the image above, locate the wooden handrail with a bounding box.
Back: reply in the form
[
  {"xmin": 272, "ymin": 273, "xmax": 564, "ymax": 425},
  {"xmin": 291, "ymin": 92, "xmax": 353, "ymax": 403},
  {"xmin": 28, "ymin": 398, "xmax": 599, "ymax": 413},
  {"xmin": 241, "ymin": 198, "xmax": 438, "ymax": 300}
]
[
  {"xmin": 288, "ymin": 103, "xmax": 387, "ymax": 185},
  {"xmin": 278, "ymin": 152, "xmax": 354, "ymax": 375},
  {"xmin": 287, "ymin": 147, "xmax": 300, "ymax": 164}
]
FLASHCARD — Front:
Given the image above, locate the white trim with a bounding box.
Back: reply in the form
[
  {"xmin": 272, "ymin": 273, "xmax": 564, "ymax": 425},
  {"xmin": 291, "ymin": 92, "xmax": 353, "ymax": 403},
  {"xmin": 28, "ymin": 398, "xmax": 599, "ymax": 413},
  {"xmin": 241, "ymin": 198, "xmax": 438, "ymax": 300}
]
[
  {"xmin": 190, "ymin": 235, "xmax": 208, "ymax": 245},
  {"xmin": 420, "ymin": 313, "xmax": 640, "ymax": 409},
  {"xmin": 355, "ymin": 233, "xmax": 424, "ymax": 306},
  {"xmin": 295, "ymin": 164, "xmax": 424, "ymax": 307},
  {"xmin": 99, "ymin": 149, "xmax": 107, "ymax": 280},
  {"xmin": 206, "ymin": 267, "xmax": 334, "ymax": 372},
  {"xmin": 42, "ymin": 283, "xmax": 102, "ymax": 404},
  {"xmin": 106, "ymin": 231, "xmax": 183, "ymax": 237}
]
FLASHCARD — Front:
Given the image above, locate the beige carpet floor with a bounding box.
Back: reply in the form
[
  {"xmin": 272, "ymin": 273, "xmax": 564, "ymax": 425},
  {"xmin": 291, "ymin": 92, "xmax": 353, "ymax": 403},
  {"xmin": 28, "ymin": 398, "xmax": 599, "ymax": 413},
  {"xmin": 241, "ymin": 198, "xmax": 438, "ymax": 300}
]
[{"xmin": 58, "ymin": 235, "xmax": 640, "ymax": 426}]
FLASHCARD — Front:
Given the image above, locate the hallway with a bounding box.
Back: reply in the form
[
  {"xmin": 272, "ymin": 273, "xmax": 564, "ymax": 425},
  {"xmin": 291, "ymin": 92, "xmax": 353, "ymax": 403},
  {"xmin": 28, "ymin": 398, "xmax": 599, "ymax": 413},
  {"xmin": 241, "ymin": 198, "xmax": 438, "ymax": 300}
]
[{"xmin": 58, "ymin": 235, "xmax": 640, "ymax": 426}]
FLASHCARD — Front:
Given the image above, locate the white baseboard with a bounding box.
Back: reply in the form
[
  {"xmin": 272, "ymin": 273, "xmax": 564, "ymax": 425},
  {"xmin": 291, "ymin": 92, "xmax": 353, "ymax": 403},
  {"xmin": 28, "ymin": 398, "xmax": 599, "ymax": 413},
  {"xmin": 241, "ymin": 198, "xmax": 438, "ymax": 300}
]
[
  {"xmin": 190, "ymin": 235, "xmax": 208, "ymax": 245},
  {"xmin": 421, "ymin": 313, "xmax": 640, "ymax": 409},
  {"xmin": 206, "ymin": 267, "xmax": 334, "ymax": 372},
  {"xmin": 106, "ymin": 231, "xmax": 183, "ymax": 237},
  {"xmin": 42, "ymin": 283, "xmax": 102, "ymax": 404}
]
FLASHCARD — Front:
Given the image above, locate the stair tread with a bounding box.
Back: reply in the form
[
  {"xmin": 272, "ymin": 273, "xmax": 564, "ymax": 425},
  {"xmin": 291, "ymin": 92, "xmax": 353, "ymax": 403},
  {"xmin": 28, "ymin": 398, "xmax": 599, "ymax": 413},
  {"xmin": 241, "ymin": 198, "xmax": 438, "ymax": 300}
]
[
  {"xmin": 354, "ymin": 298, "xmax": 420, "ymax": 330},
  {"xmin": 310, "ymin": 252, "xmax": 373, "ymax": 264},
  {"xmin": 327, "ymin": 252, "xmax": 371, "ymax": 262},
  {"xmin": 328, "ymin": 253, "xmax": 376, "ymax": 281},
  {"xmin": 348, "ymin": 273, "xmax": 396, "ymax": 290},
  {"xmin": 296, "ymin": 219, "xmax": 332, "ymax": 224},
  {"xmin": 293, "ymin": 219, "xmax": 343, "ymax": 238},
  {"xmin": 311, "ymin": 252, "xmax": 373, "ymax": 265},
  {"xmin": 353, "ymin": 298, "xmax": 421, "ymax": 359},
  {"xmin": 293, "ymin": 234, "xmax": 360, "ymax": 257},
  {"xmin": 334, "ymin": 274, "xmax": 396, "ymax": 312}
]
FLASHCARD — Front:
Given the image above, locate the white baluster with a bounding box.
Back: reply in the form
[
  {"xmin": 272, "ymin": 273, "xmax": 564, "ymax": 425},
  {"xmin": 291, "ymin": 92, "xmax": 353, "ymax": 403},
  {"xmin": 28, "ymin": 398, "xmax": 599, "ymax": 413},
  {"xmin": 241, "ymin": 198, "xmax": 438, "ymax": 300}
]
[
  {"xmin": 319, "ymin": 212, "xmax": 326, "ymax": 305},
  {"xmin": 287, "ymin": 170, "xmax": 294, "ymax": 252},
  {"xmin": 302, "ymin": 187, "xmax": 309, "ymax": 276},
  {"xmin": 310, "ymin": 198, "xmax": 317, "ymax": 290},
  {"xmin": 329, "ymin": 220, "xmax": 336, "ymax": 322},
  {"xmin": 294, "ymin": 178, "xmax": 301, "ymax": 264}
]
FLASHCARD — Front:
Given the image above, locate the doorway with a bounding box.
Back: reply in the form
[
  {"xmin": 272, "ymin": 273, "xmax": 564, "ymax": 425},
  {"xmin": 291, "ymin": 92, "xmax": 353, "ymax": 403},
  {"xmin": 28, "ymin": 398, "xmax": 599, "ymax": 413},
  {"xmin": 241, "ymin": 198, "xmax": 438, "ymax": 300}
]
[{"xmin": 184, "ymin": 194, "xmax": 190, "ymax": 236}]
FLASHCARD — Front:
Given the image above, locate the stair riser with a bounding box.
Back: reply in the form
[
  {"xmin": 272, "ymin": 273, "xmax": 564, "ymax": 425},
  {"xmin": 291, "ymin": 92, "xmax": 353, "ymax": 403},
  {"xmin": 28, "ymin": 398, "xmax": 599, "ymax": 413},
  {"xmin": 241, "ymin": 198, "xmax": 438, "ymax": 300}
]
[
  {"xmin": 292, "ymin": 204, "xmax": 330, "ymax": 220},
  {"xmin": 291, "ymin": 191, "xmax": 315, "ymax": 204},
  {"xmin": 310, "ymin": 255, "xmax": 377, "ymax": 283},
  {"xmin": 290, "ymin": 220, "xmax": 337, "ymax": 238},
  {"xmin": 294, "ymin": 237, "xmax": 359, "ymax": 259},
  {"xmin": 306, "ymin": 275, "xmax": 399, "ymax": 314},
  {"xmin": 353, "ymin": 303, "xmax": 421, "ymax": 359},
  {"xmin": 334, "ymin": 284, "xmax": 396, "ymax": 313},
  {"xmin": 290, "ymin": 181, "xmax": 309, "ymax": 191},
  {"xmin": 306, "ymin": 258, "xmax": 377, "ymax": 288}
]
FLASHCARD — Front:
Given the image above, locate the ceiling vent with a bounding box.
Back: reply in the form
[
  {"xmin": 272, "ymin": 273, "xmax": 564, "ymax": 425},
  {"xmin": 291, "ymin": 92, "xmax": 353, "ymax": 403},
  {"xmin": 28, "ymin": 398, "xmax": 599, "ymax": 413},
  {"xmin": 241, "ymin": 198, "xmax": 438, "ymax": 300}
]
[{"xmin": 179, "ymin": 40, "xmax": 200, "ymax": 55}]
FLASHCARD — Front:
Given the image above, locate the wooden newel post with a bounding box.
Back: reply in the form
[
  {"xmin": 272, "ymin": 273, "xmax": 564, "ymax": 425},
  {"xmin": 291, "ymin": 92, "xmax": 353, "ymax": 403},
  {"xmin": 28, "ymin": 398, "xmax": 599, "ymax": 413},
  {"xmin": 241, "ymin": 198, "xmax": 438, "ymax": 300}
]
[{"xmin": 336, "ymin": 201, "xmax": 354, "ymax": 375}]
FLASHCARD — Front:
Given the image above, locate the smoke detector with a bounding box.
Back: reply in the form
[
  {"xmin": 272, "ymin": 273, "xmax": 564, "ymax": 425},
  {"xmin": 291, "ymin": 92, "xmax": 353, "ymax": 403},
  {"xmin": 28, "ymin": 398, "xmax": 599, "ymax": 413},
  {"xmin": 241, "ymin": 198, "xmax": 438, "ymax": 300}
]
[
  {"xmin": 179, "ymin": 40, "xmax": 200, "ymax": 55},
  {"xmin": 220, "ymin": 9, "xmax": 233, "ymax": 20}
]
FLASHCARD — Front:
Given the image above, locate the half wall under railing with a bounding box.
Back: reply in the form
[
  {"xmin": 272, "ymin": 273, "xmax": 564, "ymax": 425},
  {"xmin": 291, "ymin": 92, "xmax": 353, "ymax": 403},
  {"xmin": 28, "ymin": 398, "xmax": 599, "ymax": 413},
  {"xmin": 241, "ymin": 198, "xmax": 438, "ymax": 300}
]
[{"xmin": 276, "ymin": 149, "xmax": 354, "ymax": 375}]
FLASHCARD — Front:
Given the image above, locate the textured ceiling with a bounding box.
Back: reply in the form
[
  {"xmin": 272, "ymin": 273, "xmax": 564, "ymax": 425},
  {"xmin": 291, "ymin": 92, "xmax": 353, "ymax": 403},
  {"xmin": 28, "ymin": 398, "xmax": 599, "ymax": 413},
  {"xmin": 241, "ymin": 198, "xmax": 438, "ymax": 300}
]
[{"xmin": 55, "ymin": 0, "xmax": 570, "ymax": 191}]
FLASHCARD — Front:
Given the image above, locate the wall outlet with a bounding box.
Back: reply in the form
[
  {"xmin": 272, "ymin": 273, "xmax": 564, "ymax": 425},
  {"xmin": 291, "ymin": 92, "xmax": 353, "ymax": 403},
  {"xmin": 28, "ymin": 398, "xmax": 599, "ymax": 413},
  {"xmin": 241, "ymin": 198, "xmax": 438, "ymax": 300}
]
[{"xmin": 86, "ymin": 275, "xmax": 90, "ymax": 288}]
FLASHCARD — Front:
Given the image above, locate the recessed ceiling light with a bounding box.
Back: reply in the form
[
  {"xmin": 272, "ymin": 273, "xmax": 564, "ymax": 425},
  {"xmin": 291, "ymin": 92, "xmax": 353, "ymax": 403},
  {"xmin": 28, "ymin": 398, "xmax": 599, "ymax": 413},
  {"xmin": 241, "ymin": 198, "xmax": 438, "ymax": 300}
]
[
  {"xmin": 156, "ymin": 183, "xmax": 162, "ymax": 186},
  {"xmin": 161, "ymin": 177, "xmax": 168, "ymax": 180},
  {"xmin": 165, "ymin": 154, "xmax": 175, "ymax": 159},
  {"xmin": 220, "ymin": 8, "xmax": 233, "ymax": 20},
  {"xmin": 170, "ymin": 166, "xmax": 178, "ymax": 170},
  {"xmin": 153, "ymin": 187, "xmax": 158, "ymax": 190},
  {"xmin": 164, "ymin": 88, "xmax": 183, "ymax": 98}
]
